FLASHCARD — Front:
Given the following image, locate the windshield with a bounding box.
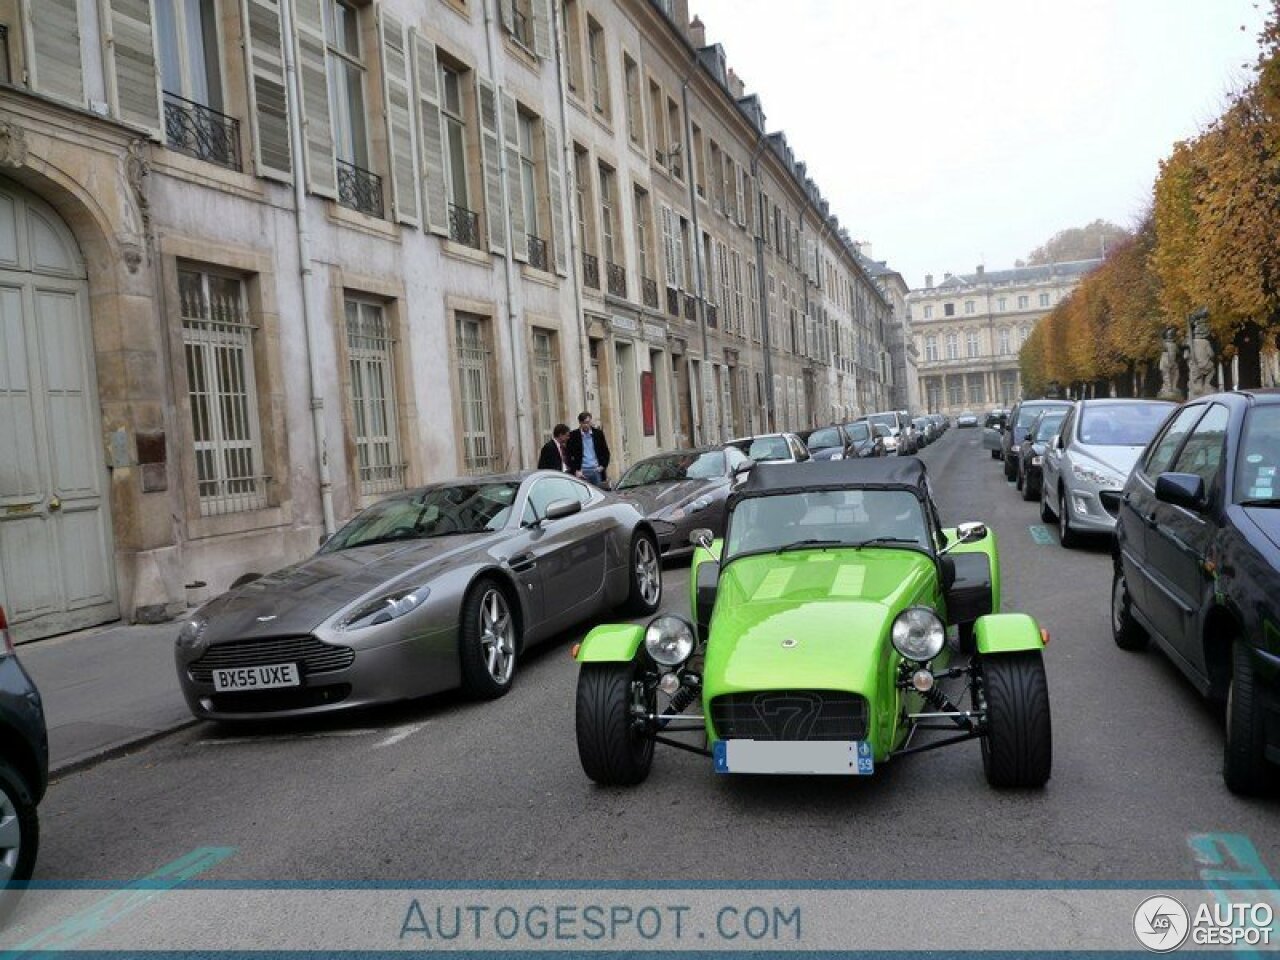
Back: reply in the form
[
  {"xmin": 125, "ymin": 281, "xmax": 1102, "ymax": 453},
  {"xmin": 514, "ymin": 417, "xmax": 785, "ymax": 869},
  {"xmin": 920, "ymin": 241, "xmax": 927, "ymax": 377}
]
[
  {"xmin": 1078, "ymin": 403, "xmax": 1174, "ymax": 446},
  {"xmin": 617, "ymin": 451, "xmax": 725, "ymax": 488},
  {"xmin": 807, "ymin": 428, "xmax": 842, "ymax": 450},
  {"xmin": 866, "ymin": 413, "xmax": 897, "ymax": 432},
  {"xmin": 726, "ymin": 489, "xmax": 929, "ymax": 559},
  {"xmin": 734, "ymin": 436, "xmax": 791, "ymax": 461},
  {"xmin": 1235, "ymin": 406, "xmax": 1280, "ymax": 503},
  {"xmin": 321, "ymin": 482, "xmax": 520, "ymax": 550},
  {"xmin": 1017, "ymin": 404, "xmax": 1063, "ymax": 429},
  {"xmin": 845, "ymin": 422, "xmax": 870, "ymax": 442},
  {"xmin": 1033, "ymin": 412, "xmax": 1067, "ymax": 442}
]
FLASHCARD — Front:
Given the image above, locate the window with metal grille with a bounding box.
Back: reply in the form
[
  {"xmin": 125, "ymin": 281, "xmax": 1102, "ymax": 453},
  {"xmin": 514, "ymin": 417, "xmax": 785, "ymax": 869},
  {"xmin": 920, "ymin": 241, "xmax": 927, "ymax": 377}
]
[
  {"xmin": 345, "ymin": 299, "xmax": 404, "ymax": 496},
  {"xmin": 179, "ymin": 269, "xmax": 267, "ymax": 516},
  {"xmin": 457, "ymin": 315, "xmax": 498, "ymax": 474},
  {"xmin": 531, "ymin": 329, "xmax": 561, "ymax": 445},
  {"xmin": 324, "ymin": 0, "xmax": 368, "ymax": 168}
]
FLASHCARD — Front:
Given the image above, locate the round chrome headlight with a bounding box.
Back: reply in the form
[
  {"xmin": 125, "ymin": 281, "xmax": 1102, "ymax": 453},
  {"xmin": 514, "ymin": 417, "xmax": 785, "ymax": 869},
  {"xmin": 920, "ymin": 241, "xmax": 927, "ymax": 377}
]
[
  {"xmin": 644, "ymin": 615, "xmax": 696, "ymax": 667},
  {"xmin": 891, "ymin": 607, "xmax": 945, "ymax": 662},
  {"xmin": 176, "ymin": 616, "xmax": 210, "ymax": 657}
]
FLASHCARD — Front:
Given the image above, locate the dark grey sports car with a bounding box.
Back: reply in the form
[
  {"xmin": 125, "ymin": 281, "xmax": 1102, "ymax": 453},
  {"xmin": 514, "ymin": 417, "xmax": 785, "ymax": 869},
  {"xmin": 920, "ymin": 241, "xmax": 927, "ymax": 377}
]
[
  {"xmin": 175, "ymin": 472, "xmax": 662, "ymax": 720},
  {"xmin": 613, "ymin": 446, "xmax": 753, "ymax": 557}
]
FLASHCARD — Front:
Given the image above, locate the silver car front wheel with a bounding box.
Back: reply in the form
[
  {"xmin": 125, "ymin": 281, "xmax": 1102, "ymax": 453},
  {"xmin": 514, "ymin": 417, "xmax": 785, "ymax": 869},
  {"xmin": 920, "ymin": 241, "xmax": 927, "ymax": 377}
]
[
  {"xmin": 623, "ymin": 534, "xmax": 663, "ymax": 615},
  {"xmin": 0, "ymin": 760, "xmax": 37, "ymax": 924},
  {"xmin": 459, "ymin": 580, "xmax": 518, "ymax": 700}
]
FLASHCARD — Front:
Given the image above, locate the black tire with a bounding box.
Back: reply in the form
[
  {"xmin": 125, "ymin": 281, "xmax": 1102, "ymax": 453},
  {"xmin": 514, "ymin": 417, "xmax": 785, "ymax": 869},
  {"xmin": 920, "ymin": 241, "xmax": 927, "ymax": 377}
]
[
  {"xmin": 457, "ymin": 578, "xmax": 519, "ymax": 700},
  {"xmin": 576, "ymin": 660, "xmax": 654, "ymax": 786},
  {"xmin": 1022, "ymin": 474, "xmax": 1039, "ymax": 502},
  {"xmin": 980, "ymin": 651, "xmax": 1052, "ymax": 788},
  {"xmin": 1039, "ymin": 483, "xmax": 1055, "ymax": 523},
  {"xmin": 0, "ymin": 759, "xmax": 39, "ymax": 927},
  {"xmin": 1015, "ymin": 464, "xmax": 1024, "ymax": 492},
  {"xmin": 622, "ymin": 532, "xmax": 663, "ymax": 616},
  {"xmin": 1223, "ymin": 639, "xmax": 1276, "ymax": 795},
  {"xmin": 1004, "ymin": 453, "xmax": 1017, "ymax": 481},
  {"xmin": 1057, "ymin": 489, "xmax": 1079, "ymax": 548},
  {"xmin": 1110, "ymin": 566, "xmax": 1148, "ymax": 651},
  {"xmin": 990, "ymin": 449, "xmax": 1001, "ymax": 460}
]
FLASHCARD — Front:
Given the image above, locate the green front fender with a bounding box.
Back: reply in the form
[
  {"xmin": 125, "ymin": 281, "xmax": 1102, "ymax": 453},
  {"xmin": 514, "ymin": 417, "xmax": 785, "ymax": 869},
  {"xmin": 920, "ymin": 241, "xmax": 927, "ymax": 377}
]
[
  {"xmin": 973, "ymin": 612, "xmax": 1044, "ymax": 654},
  {"xmin": 575, "ymin": 623, "xmax": 645, "ymax": 663}
]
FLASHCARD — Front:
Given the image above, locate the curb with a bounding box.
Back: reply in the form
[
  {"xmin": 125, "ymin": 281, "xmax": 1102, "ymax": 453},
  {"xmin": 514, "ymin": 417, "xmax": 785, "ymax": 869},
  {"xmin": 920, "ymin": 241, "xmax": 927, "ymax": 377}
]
[{"xmin": 50, "ymin": 718, "xmax": 201, "ymax": 779}]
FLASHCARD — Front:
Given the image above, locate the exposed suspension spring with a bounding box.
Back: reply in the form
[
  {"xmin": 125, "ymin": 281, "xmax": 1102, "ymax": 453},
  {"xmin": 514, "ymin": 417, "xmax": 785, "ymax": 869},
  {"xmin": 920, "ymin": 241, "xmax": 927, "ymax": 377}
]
[{"xmin": 664, "ymin": 682, "xmax": 698, "ymax": 716}]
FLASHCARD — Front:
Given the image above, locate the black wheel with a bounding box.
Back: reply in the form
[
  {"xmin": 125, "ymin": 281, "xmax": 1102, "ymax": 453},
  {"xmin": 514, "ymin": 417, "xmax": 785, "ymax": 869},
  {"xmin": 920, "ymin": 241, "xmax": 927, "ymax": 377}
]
[
  {"xmin": 1039, "ymin": 482, "xmax": 1055, "ymax": 522},
  {"xmin": 575, "ymin": 659, "xmax": 655, "ymax": 785},
  {"xmin": 1057, "ymin": 489, "xmax": 1079, "ymax": 548},
  {"xmin": 622, "ymin": 533, "xmax": 662, "ymax": 616},
  {"xmin": 990, "ymin": 449, "xmax": 1001, "ymax": 460},
  {"xmin": 458, "ymin": 579, "xmax": 519, "ymax": 700},
  {"xmin": 1111, "ymin": 566, "xmax": 1148, "ymax": 651},
  {"xmin": 1224, "ymin": 639, "xmax": 1276, "ymax": 795},
  {"xmin": 979, "ymin": 651, "xmax": 1052, "ymax": 788},
  {"xmin": 1015, "ymin": 464, "xmax": 1024, "ymax": 492},
  {"xmin": 1022, "ymin": 472, "xmax": 1039, "ymax": 502},
  {"xmin": 1004, "ymin": 454, "xmax": 1017, "ymax": 481},
  {"xmin": 0, "ymin": 759, "xmax": 38, "ymax": 926}
]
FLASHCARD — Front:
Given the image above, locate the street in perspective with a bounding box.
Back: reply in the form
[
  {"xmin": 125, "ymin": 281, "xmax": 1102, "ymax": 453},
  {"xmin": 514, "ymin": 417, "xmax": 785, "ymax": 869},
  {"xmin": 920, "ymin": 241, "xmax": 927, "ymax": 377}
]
[{"xmin": 1, "ymin": 0, "xmax": 1279, "ymax": 955}]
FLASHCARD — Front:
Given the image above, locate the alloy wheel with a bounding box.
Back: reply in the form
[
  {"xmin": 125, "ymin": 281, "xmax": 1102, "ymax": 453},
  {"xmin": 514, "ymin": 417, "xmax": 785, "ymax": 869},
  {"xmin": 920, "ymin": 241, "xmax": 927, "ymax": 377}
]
[
  {"xmin": 1111, "ymin": 573, "xmax": 1126, "ymax": 636},
  {"xmin": 0, "ymin": 784, "xmax": 21, "ymax": 886},
  {"xmin": 479, "ymin": 588, "xmax": 515, "ymax": 685},
  {"xmin": 635, "ymin": 537, "xmax": 661, "ymax": 606}
]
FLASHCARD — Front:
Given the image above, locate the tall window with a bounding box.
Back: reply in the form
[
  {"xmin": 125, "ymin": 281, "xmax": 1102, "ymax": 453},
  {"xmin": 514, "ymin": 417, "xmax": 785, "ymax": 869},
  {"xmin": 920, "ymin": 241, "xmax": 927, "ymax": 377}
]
[
  {"xmin": 949, "ymin": 382, "xmax": 962, "ymax": 407},
  {"xmin": 966, "ymin": 331, "xmax": 979, "ymax": 358},
  {"xmin": 944, "ymin": 303, "xmax": 955, "ymax": 317},
  {"xmin": 179, "ymin": 268, "xmax": 266, "ymax": 516},
  {"xmin": 456, "ymin": 315, "xmax": 497, "ymax": 474},
  {"xmin": 923, "ymin": 304, "xmax": 933, "ymax": 319},
  {"xmin": 946, "ymin": 333, "xmax": 958, "ymax": 360},
  {"xmin": 531, "ymin": 329, "xmax": 561, "ymax": 445},
  {"xmin": 731, "ymin": 249, "xmax": 744, "ymax": 335},
  {"xmin": 587, "ymin": 18, "xmax": 608, "ymax": 117},
  {"xmin": 440, "ymin": 64, "xmax": 469, "ymax": 212},
  {"xmin": 155, "ymin": 0, "xmax": 222, "ymax": 109},
  {"xmin": 748, "ymin": 262, "xmax": 760, "ymax": 341},
  {"xmin": 324, "ymin": 0, "xmax": 367, "ymax": 168},
  {"xmin": 634, "ymin": 185, "xmax": 651, "ymax": 281},
  {"xmin": 511, "ymin": 0, "xmax": 534, "ymax": 47},
  {"xmin": 997, "ymin": 297, "xmax": 1007, "ymax": 311},
  {"xmin": 964, "ymin": 300, "xmax": 975, "ymax": 315},
  {"xmin": 1017, "ymin": 295, "xmax": 1029, "ymax": 309},
  {"xmin": 666, "ymin": 99, "xmax": 682, "ymax": 177},
  {"xmin": 648, "ymin": 78, "xmax": 665, "ymax": 161},
  {"xmin": 518, "ymin": 112, "xmax": 540, "ymax": 243},
  {"xmin": 345, "ymin": 298, "xmax": 403, "ymax": 496},
  {"xmin": 562, "ymin": 0, "xmax": 584, "ymax": 94},
  {"xmin": 624, "ymin": 54, "xmax": 642, "ymax": 146},
  {"xmin": 573, "ymin": 145, "xmax": 591, "ymax": 253},
  {"xmin": 1039, "ymin": 292, "xmax": 1050, "ymax": 307},
  {"xmin": 999, "ymin": 327, "xmax": 1010, "ymax": 354},
  {"xmin": 598, "ymin": 163, "xmax": 616, "ymax": 265},
  {"xmin": 925, "ymin": 335, "xmax": 938, "ymax": 362}
]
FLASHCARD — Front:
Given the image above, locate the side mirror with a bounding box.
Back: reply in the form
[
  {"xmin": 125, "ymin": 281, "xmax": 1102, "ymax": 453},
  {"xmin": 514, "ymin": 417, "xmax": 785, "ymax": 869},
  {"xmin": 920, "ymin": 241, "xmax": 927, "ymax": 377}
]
[
  {"xmin": 689, "ymin": 528, "xmax": 714, "ymax": 550},
  {"xmin": 733, "ymin": 460, "xmax": 755, "ymax": 476},
  {"xmin": 543, "ymin": 498, "xmax": 582, "ymax": 522},
  {"xmin": 956, "ymin": 521, "xmax": 987, "ymax": 543},
  {"xmin": 1155, "ymin": 472, "xmax": 1207, "ymax": 512}
]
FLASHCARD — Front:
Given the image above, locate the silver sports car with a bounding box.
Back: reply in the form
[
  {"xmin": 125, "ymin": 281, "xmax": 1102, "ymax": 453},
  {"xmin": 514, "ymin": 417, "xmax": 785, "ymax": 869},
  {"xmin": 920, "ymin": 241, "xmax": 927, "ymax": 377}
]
[{"xmin": 174, "ymin": 472, "xmax": 662, "ymax": 720}]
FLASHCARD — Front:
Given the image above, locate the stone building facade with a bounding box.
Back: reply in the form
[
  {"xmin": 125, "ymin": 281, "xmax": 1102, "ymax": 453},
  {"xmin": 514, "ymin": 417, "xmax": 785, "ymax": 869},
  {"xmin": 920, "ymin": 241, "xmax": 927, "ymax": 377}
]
[
  {"xmin": 907, "ymin": 260, "xmax": 1100, "ymax": 415},
  {"xmin": 856, "ymin": 246, "xmax": 916, "ymax": 413},
  {"xmin": 0, "ymin": 0, "xmax": 891, "ymax": 639}
]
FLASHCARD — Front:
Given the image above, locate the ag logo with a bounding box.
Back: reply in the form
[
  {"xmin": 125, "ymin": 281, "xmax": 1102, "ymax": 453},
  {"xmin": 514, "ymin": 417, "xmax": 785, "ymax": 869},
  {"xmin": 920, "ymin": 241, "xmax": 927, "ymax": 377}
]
[{"xmin": 1133, "ymin": 895, "xmax": 1189, "ymax": 952}]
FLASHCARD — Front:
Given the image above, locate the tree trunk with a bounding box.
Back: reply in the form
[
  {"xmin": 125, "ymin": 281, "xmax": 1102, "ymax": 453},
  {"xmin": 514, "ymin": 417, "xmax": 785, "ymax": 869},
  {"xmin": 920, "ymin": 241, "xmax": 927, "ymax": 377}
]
[{"xmin": 1234, "ymin": 321, "xmax": 1263, "ymax": 389}]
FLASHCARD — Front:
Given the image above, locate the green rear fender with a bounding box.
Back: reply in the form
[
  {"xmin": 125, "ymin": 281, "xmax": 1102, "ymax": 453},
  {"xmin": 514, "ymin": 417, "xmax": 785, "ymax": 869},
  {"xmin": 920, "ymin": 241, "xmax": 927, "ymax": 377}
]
[
  {"xmin": 973, "ymin": 612, "xmax": 1044, "ymax": 654},
  {"xmin": 575, "ymin": 623, "xmax": 646, "ymax": 663}
]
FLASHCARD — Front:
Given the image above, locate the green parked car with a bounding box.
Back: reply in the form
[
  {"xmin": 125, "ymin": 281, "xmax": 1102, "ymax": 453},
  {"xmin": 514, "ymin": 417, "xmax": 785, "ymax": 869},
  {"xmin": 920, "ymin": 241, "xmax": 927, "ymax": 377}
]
[{"xmin": 573, "ymin": 458, "xmax": 1052, "ymax": 788}]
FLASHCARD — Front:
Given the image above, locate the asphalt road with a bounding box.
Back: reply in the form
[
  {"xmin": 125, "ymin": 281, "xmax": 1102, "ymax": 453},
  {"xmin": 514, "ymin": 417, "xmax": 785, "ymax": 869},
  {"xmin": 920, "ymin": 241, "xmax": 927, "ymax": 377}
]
[{"xmin": 29, "ymin": 428, "xmax": 1280, "ymax": 888}]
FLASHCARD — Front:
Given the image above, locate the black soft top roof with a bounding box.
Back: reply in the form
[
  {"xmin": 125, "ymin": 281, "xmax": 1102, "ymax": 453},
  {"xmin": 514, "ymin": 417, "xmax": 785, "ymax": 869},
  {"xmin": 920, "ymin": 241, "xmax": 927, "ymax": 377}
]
[{"xmin": 737, "ymin": 457, "xmax": 929, "ymax": 497}]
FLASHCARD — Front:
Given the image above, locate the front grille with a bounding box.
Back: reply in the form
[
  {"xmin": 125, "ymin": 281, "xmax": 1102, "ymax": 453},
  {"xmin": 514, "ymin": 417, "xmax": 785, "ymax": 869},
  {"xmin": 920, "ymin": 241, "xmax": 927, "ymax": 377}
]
[
  {"xmin": 189, "ymin": 635, "xmax": 355, "ymax": 683},
  {"xmin": 1099, "ymin": 490, "xmax": 1122, "ymax": 518},
  {"xmin": 711, "ymin": 690, "xmax": 869, "ymax": 741},
  {"xmin": 207, "ymin": 683, "xmax": 352, "ymax": 714}
]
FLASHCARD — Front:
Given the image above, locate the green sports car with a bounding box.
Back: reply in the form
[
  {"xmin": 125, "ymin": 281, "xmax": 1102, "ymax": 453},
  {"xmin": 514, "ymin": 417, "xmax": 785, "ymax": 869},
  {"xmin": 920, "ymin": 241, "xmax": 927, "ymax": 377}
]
[{"xmin": 573, "ymin": 458, "xmax": 1052, "ymax": 788}]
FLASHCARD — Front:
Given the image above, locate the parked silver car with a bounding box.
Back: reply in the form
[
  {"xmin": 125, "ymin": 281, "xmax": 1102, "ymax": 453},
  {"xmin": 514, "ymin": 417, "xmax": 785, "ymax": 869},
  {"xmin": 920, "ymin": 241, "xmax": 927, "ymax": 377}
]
[
  {"xmin": 175, "ymin": 473, "xmax": 662, "ymax": 720},
  {"xmin": 1040, "ymin": 399, "xmax": 1176, "ymax": 546},
  {"xmin": 727, "ymin": 433, "xmax": 811, "ymax": 463}
]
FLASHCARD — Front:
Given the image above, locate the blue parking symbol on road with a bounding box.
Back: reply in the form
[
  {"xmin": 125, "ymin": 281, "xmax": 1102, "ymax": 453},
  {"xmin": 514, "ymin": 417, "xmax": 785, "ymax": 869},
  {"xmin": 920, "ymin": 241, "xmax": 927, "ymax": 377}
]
[{"xmin": 1029, "ymin": 525, "xmax": 1055, "ymax": 545}]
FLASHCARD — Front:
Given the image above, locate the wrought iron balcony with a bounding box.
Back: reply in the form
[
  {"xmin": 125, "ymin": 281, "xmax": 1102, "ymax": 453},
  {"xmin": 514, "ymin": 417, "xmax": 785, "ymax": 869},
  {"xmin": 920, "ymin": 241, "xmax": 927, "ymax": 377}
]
[
  {"xmin": 683, "ymin": 292, "xmax": 696, "ymax": 321},
  {"xmin": 336, "ymin": 159, "xmax": 383, "ymax": 219},
  {"xmin": 642, "ymin": 276, "xmax": 659, "ymax": 310},
  {"xmin": 449, "ymin": 203, "xmax": 482, "ymax": 249},
  {"xmin": 666, "ymin": 286, "xmax": 680, "ymax": 317},
  {"xmin": 582, "ymin": 252, "xmax": 600, "ymax": 290},
  {"xmin": 606, "ymin": 261, "xmax": 627, "ymax": 298},
  {"xmin": 527, "ymin": 234, "xmax": 548, "ymax": 271},
  {"xmin": 706, "ymin": 303, "xmax": 718, "ymax": 328},
  {"xmin": 163, "ymin": 91, "xmax": 241, "ymax": 171}
]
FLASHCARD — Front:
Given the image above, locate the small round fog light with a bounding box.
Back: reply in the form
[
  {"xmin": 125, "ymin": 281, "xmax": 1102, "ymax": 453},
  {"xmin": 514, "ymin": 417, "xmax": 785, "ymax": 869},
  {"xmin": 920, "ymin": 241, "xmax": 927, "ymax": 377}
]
[
  {"xmin": 658, "ymin": 672, "xmax": 681, "ymax": 695},
  {"xmin": 911, "ymin": 669, "xmax": 934, "ymax": 693}
]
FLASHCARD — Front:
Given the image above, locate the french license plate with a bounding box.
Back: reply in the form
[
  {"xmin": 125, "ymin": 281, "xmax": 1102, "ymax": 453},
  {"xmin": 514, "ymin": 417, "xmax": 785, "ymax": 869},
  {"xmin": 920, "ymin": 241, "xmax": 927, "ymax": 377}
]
[
  {"xmin": 212, "ymin": 663, "xmax": 300, "ymax": 692},
  {"xmin": 713, "ymin": 740, "xmax": 874, "ymax": 775}
]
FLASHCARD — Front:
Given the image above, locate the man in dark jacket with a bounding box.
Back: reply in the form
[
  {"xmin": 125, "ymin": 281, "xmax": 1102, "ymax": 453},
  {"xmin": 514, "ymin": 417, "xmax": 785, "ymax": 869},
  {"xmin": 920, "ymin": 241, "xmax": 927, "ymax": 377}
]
[
  {"xmin": 565, "ymin": 411, "xmax": 611, "ymax": 487},
  {"xmin": 537, "ymin": 423, "xmax": 572, "ymax": 473}
]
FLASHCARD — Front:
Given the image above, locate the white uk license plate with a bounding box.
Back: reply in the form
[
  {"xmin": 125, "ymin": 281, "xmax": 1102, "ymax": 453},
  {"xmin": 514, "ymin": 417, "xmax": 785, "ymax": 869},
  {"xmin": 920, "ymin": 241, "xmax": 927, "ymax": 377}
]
[
  {"xmin": 713, "ymin": 740, "xmax": 874, "ymax": 775},
  {"xmin": 212, "ymin": 663, "xmax": 300, "ymax": 692}
]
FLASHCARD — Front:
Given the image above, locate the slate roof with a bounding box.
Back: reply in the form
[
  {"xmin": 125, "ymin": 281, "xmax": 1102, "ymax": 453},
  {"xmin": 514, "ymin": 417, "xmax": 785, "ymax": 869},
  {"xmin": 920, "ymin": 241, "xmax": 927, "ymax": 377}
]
[{"xmin": 930, "ymin": 259, "xmax": 1102, "ymax": 291}]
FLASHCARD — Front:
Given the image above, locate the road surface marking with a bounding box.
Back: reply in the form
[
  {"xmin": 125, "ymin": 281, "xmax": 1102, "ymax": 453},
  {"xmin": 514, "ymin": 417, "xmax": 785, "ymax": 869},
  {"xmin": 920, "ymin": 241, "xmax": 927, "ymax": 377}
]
[
  {"xmin": 375, "ymin": 722, "xmax": 427, "ymax": 749},
  {"xmin": 1029, "ymin": 525, "xmax": 1055, "ymax": 545},
  {"xmin": 1188, "ymin": 833, "xmax": 1277, "ymax": 960}
]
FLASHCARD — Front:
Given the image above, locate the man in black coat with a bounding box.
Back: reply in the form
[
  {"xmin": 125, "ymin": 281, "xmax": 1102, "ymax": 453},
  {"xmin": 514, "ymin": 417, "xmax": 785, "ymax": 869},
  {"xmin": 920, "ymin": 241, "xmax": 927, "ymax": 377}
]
[
  {"xmin": 537, "ymin": 423, "xmax": 572, "ymax": 473},
  {"xmin": 565, "ymin": 411, "xmax": 611, "ymax": 487}
]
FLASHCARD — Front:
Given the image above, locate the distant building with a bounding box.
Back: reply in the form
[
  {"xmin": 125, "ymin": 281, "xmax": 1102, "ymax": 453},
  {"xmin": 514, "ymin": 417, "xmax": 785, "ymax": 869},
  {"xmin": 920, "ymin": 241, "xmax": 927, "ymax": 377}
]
[
  {"xmin": 857, "ymin": 246, "xmax": 917, "ymax": 413},
  {"xmin": 907, "ymin": 260, "xmax": 1101, "ymax": 414}
]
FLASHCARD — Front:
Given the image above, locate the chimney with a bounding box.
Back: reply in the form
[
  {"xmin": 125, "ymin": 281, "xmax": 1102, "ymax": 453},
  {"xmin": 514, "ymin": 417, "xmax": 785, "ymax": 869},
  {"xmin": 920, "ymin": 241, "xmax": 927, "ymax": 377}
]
[
  {"xmin": 688, "ymin": 15, "xmax": 706, "ymax": 47},
  {"xmin": 727, "ymin": 67, "xmax": 745, "ymax": 99},
  {"xmin": 857, "ymin": 241, "xmax": 874, "ymax": 260},
  {"xmin": 925, "ymin": 274, "xmax": 934, "ymax": 289},
  {"xmin": 976, "ymin": 264, "xmax": 985, "ymax": 278}
]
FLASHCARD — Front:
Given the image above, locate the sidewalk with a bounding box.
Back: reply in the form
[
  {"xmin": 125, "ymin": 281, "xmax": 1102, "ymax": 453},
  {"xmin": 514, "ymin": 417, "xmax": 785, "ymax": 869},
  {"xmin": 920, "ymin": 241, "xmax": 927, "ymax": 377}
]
[{"xmin": 17, "ymin": 620, "xmax": 196, "ymax": 775}]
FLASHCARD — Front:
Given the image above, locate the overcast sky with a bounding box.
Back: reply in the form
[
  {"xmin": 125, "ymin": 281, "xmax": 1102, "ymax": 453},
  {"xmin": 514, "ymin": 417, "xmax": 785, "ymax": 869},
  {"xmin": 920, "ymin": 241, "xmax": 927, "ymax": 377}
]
[{"xmin": 690, "ymin": 0, "xmax": 1268, "ymax": 289}]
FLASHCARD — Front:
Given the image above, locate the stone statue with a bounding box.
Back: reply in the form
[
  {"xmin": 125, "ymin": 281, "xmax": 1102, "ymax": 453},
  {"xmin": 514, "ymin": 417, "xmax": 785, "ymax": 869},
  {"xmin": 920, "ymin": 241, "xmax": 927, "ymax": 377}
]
[
  {"xmin": 1186, "ymin": 307, "xmax": 1215, "ymax": 399},
  {"xmin": 1158, "ymin": 325, "xmax": 1182, "ymax": 399}
]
